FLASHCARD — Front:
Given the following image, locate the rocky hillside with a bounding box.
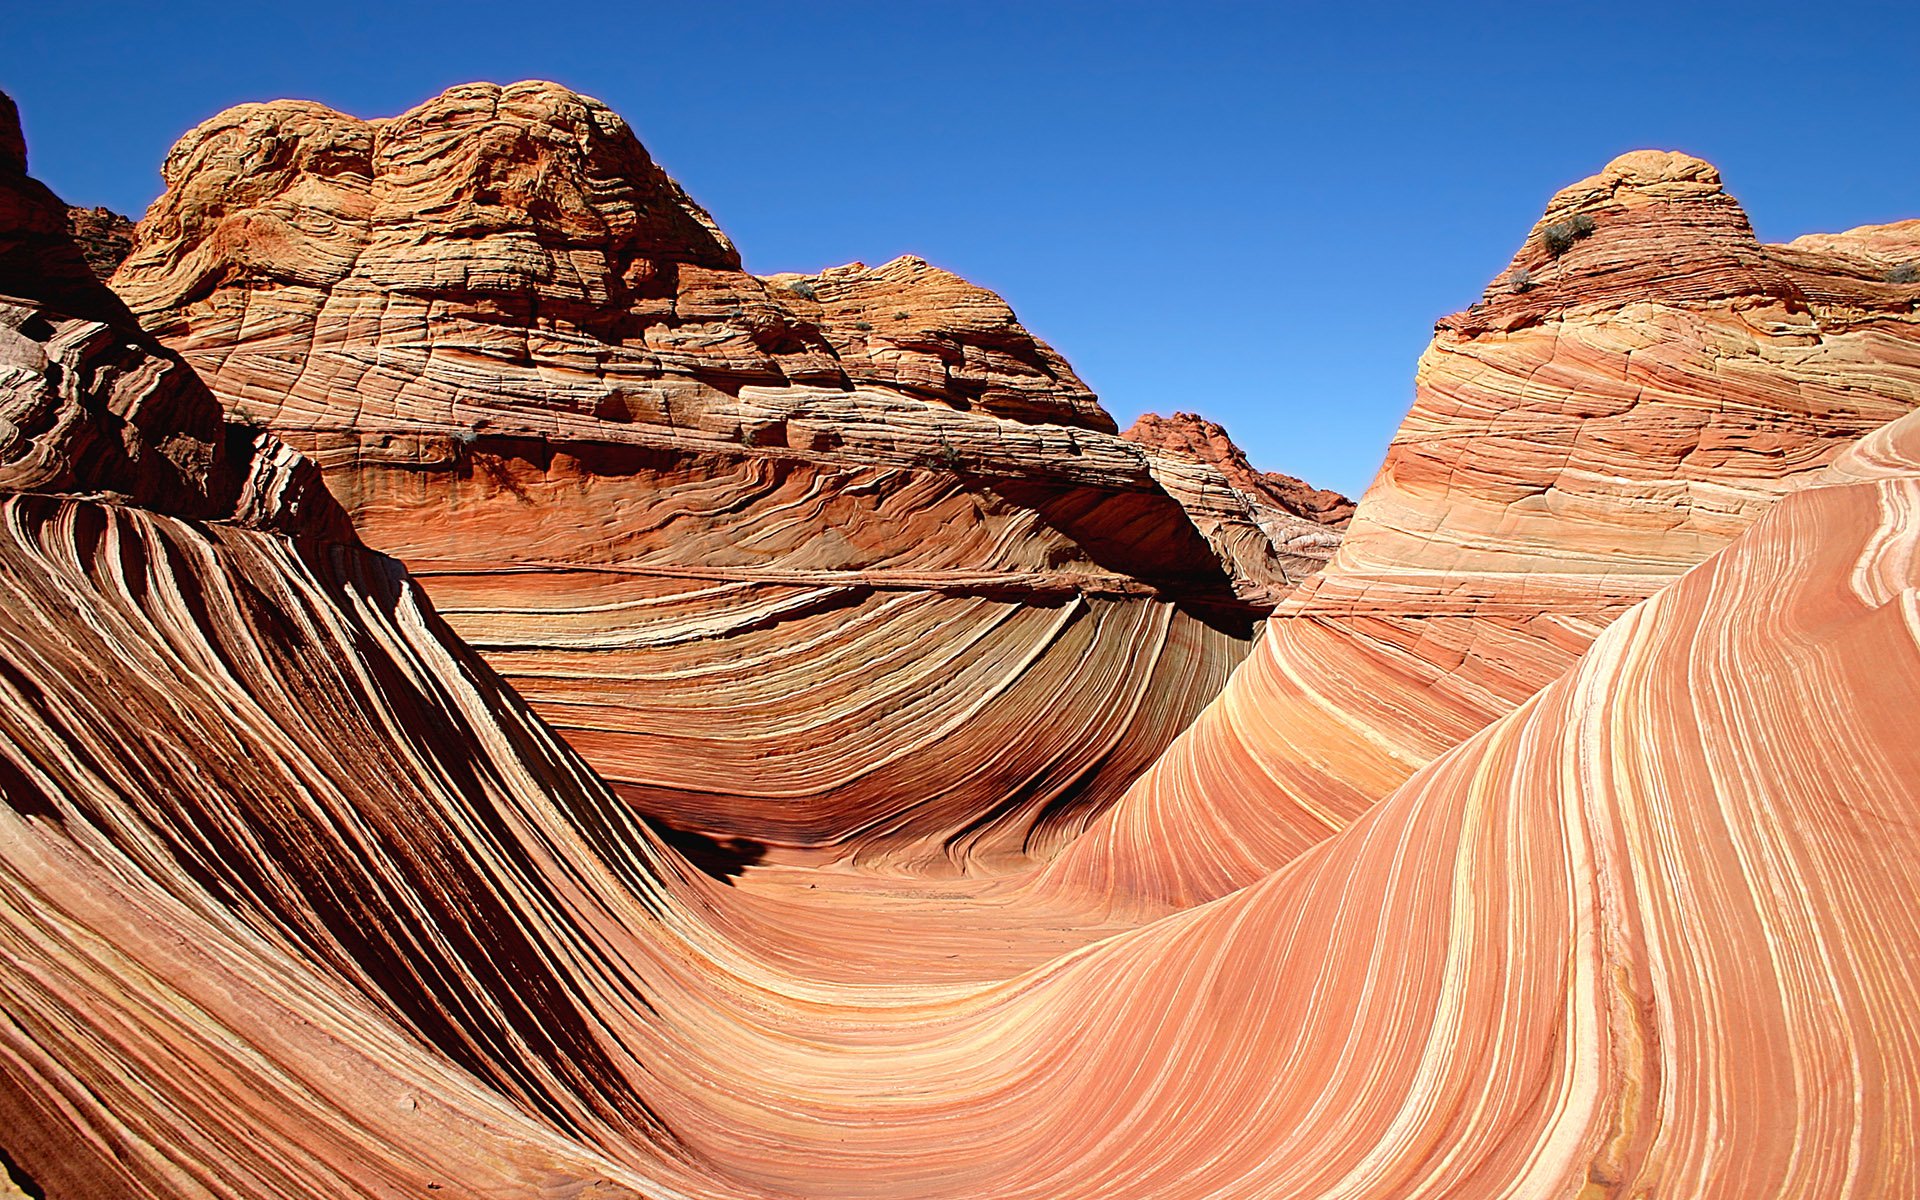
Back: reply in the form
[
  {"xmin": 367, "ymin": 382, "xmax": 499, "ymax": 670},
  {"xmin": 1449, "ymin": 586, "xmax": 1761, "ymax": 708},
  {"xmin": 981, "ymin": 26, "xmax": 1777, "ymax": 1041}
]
[
  {"xmin": 106, "ymin": 81, "xmax": 1346, "ymax": 872},
  {"xmin": 5, "ymin": 83, "xmax": 1920, "ymax": 1200},
  {"xmin": 1043, "ymin": 150, "xmax": 1920, "ymax": 909}
]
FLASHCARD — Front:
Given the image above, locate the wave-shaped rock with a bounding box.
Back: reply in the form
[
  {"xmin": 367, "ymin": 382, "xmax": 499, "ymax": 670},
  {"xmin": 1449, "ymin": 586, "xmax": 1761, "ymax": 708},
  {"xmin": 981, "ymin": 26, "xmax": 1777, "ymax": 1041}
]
[
  {"xmin": 104, "ymin": 80, "xmax": 1350, "ymax": 871},
  {"xmin": 6, "ymin": 89, "xmax": 1920, "ymax": 1195},
  {"xmin": 1042, "ymin": 150, "xmax": 1920, "ymax": 910}
]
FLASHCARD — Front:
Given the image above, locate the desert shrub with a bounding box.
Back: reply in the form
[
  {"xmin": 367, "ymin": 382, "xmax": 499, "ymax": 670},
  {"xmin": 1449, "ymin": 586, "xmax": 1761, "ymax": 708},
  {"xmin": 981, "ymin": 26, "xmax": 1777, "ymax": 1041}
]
[
  {"xmin": 892, "ymin": 311, "xmax": 911, "ymax": 320},
  {"xmin": 1888, "ymin": 262, "xmax": 1920, "ymax": 284},
  {"xmin": 1510, "ymin": 267, "xmax": 1534, "ymax": 293},
  {"xmin": 1542, "ymin": 211, "xmax": 1596, "ymax": 256},
  {"xmin": 787, "ymin": 280, "xmax": 818, "ymax": 301},
  {"xmin": 853, "ymin": 321, "xmax": 874, "ymax": 331}
]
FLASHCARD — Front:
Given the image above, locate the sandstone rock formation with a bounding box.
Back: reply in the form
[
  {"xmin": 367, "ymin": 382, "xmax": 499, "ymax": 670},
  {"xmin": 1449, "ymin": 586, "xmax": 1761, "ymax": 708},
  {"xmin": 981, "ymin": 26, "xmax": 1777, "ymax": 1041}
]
[
  {"xmin": 1042, "ymin": 150, "xmax": 1920, "ymax": 911},
  {"xmin": 107, "ymin": 81, "xmax": 1344, "ymax": 871},
  {"xmin": 1124, "ymin": 410, "xmax": 1357, "ymax": 526},
  {"xmin": 5, "ymin": 91, "xmax": 1920, "ymax": 1197},
  {"xmin": 0, "ymin": 91, "xmax": 345, "ymax": 535}
]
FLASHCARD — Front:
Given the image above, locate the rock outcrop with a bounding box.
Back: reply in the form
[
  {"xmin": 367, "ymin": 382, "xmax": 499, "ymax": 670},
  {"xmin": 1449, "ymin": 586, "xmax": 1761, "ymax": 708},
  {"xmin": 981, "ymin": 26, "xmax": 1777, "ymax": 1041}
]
[
  {"xmin": 1042, "ymin": 151, "xmax": 1920, "ymax": 910},
  {"xmin": 5, "ymin": 94, "xmax": 1920, "ymax": 1197},
  {"xmin": 65, "ymin": 205, "xmax": 134, "ymax": 280},
  {"xmin": 0, "ymin": 90, "xmax": 346, "ymax": 537},
  {"xmin": 1124, "ymin": 410, "xmax": 1356, "ymax": 526},
  {"xmin": 107, "ymin": 81, "xmax": 1342, "ymax": 871}
]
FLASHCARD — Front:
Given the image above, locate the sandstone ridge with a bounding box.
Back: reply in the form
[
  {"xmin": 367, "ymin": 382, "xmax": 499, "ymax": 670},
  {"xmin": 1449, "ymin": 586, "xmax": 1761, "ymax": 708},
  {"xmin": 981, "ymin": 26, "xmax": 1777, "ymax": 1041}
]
[
  {"xmin": 109, "ymin": 81, "xmax": 1351, "ymax": 871},
  {"xmin": 3, "ymin": 99, "xmax": 1920, "ymax": 1198},
  {"xmin": 1043, "ymin": 145, "xmax": 1920, "ymax": 909}
]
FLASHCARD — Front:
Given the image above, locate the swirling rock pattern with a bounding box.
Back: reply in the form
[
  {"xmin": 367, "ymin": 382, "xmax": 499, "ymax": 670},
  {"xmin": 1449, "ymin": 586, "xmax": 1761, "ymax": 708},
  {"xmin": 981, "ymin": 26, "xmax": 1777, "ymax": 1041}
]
[
  {"xmin": 105, "ymin": 81, "xmax": 1351, "ymax": 869},
  {"xmin": 1043, "ymin": 151, "xmax": 1920, "ymax": 910},
  {"xmin": 6, "ymin": 89, "xmax": 1920, "ymax": 1200}
]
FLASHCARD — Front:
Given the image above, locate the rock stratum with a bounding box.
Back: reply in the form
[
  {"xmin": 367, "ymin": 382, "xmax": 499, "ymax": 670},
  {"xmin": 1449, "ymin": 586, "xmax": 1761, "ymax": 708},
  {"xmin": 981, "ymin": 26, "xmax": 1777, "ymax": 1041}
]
[
  {"xmin": 107, "ymin": 80, "xmax": 1341, "ymax": 872},
  {"xmin": 3, "ymin": 83, "xmax": 1920, "ymax": 1199},
  {"xmin": 1041, "ymin": 149, "xmax": 1920, "ymax": 911}
]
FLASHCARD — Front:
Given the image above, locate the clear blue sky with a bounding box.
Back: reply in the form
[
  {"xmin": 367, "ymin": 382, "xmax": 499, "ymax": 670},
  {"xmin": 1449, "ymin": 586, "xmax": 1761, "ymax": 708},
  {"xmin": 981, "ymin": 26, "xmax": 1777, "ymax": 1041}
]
[{"xmin": 7, "ymin": 2, "xmax": 1917, "ymax": 496}]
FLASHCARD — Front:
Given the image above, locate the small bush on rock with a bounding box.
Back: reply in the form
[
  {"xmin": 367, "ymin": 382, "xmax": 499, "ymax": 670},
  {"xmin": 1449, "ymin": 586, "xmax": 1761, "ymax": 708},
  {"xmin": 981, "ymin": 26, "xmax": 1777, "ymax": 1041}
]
[
  {"xmin": 1888, "ymin": 262, "xmax": 1920, "ymax": 284},
  {"xmin": 1542, "ymin": 211, "xmax": 1597, "ymax": 256}
]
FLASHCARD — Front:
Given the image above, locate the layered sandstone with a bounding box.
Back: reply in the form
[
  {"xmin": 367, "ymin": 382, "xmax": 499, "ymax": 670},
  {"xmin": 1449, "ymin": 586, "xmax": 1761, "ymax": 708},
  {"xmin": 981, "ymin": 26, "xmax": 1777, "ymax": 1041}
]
[
  {"xmin": 1124, "ymin": 410, "xmax": 1356, "ymax": 526},
  {"xmin": 1043, "ymin": 150, "xmax": 1920, "ymax": 910},
  {"xmin": 6, "ymin": 94, "xmax": 1920, "ymax": 1197},
  {"xmin": 108, "ymin": 81, "xmax": 1343, "ymax": 871},
  {"xmin": 0, "ymin": 92, "xmax": 343, "ymax": 535}
]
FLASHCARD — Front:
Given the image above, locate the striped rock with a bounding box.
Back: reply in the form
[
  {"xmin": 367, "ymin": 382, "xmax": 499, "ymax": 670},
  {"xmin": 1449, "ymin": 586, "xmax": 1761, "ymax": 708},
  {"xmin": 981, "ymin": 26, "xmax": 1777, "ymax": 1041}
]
[
  {"xmin": 1040, "ymin": 150, "xmax": 1920, "ymax": 910},
  {"xmin": 6, "ymin": 88, "xmax": 1920, "ymax": 1200},
  {"xmin": 5, "ymin": 189, "xmax": 1920, "ymax": 1200},
  {"xmin": 108, "ymin": 80, "xmax": 1340, "ymax": 872}
]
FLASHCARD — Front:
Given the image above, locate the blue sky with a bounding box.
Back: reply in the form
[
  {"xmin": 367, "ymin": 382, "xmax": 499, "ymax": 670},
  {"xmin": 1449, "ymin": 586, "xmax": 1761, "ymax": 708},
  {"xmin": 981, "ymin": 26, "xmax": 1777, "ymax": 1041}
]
[{"xmin": 7, "ymin": 2, "xmax": 1916, "ymax": 496}]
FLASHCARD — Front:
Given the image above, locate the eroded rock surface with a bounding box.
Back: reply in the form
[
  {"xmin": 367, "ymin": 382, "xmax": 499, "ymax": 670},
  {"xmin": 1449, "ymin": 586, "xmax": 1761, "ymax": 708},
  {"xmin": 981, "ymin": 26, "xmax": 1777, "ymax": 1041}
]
[
  {"xmin": 65, "ymin": 205, "xmax": 134, "ymax": 280},
  {"xmin": 4, "ymin": 99, "xmax": 1920, "ymax": 1197},
  {"xmin": 1124, "ymin": 410, "xmax": 1356, "ymax": 526},
  {"xmin": 108, "ymin": 81, "xmax": 1342, "ymax": 870},
  {"xmin": 1044, "ymin": 151, "xmax": 1920, "ymax": 909},
  {"xmin": 0, "ymin": 90, "xmax": 346, "ymax": 536}
]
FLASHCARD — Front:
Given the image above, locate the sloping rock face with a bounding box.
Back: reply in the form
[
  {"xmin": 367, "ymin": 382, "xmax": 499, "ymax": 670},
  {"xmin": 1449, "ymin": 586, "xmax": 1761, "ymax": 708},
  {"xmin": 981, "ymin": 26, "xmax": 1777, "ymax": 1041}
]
[
  {"xmin": 8, "ymin": 94, "xmax": 1920, "ymax": 1197},
  {"xmin": 108, "ymin": 81, "xmax": 1337, "ymax": 871},
  {"xmin": 1043, "ymin": 151, "xmax": 1920, "ymax": 910},
  {"xmin": 1120, "ymin": 409, "xmax": 1348, "ymax": 589}
]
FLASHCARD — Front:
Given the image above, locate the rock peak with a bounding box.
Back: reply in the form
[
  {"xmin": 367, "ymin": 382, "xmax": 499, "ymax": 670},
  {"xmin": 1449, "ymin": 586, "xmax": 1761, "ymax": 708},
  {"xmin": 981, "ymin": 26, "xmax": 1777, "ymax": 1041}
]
[
  {"xmin": 1122, "ymin": 411, "xmax": 1355, "ymax": 527},
  {"xmin": 1597, "ymin": 148, "xmax": 1722, "ymax": 189},
  {"xmin": 1535, "ymin": 148, "xmax": 1730, "ymax": 226},
  {"xmin": 1445, "ymin": 148, "xmax": 1778, "ymax": 335}
]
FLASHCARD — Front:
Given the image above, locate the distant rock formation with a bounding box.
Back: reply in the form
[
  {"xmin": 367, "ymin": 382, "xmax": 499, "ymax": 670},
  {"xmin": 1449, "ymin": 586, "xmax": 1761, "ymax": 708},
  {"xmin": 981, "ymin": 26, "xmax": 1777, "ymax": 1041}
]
[
  {"xmin": 107, "ymin": 81, "xmax": 1342, "ymax": 870},
  {"xmin": 1124, "ymin": 410, "xmax": 1355, "ymax": 526}
]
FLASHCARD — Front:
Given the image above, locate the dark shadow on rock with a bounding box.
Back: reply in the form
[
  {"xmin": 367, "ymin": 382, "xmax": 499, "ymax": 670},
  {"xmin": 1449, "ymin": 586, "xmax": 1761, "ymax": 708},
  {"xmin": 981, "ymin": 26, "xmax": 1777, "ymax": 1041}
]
[{"xmin": 641, "ymin": 817, "xmax": 768, "ymax": 884}]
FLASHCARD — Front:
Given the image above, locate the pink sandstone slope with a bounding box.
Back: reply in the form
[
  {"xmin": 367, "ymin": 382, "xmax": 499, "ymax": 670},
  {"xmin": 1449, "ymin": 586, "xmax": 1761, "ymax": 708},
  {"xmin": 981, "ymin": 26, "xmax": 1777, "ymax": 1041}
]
[
  {"xmin": 1041, "ymin": 150, "xmax": 1920, "ymax": 911},
  {"xmin": 4, "ymin": 87, "xmax": 1920, "ymax": 1195}
]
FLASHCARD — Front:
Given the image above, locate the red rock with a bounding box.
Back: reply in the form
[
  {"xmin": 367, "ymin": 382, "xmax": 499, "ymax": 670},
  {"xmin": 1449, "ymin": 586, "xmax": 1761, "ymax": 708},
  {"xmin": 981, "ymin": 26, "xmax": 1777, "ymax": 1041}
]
[
  {"xmin": 1123, "ymin": 410, "xmax": 1356, "ymax": 527},
  {"xmin": 109, "ymin": 81, "xmax": 1338, "ymax": 871},
  {"xmin": 64, "ymin": 205, "xmax": 134, "ymax": 280},
  {"xmin": 6, "ymin": 102, "xmax": 1920, "ymax": 1195},
  {"xmin": 0, "ymin": 89, "xmax": 348, "ymax": 536},
  {"xmin": 1042, "ymin": 150, "xmax": 1920, "ymax": 911}
]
